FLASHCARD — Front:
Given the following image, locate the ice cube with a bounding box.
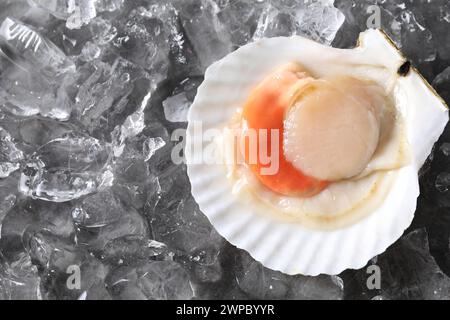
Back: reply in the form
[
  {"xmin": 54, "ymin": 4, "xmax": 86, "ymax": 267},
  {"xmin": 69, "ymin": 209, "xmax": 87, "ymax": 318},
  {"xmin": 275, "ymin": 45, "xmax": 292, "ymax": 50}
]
[
  {"xmin": 150, "ymin": 190, "xmax": 225, "ymax": 285},
  {"xmin": 404, "ymin": 0, "xmax": 450, "ymax": 60},
  {"xmin": 167, "ymin": 76, "xmax": 203, "ymax": 105},
  {"xmin": 288, "ymin": 274, "xmax": 345, "ymax": 300},
  {"xmin": 0, "ymin": 17, "xmax": 75, "ymax": 120},
  {"xmin": 19, "ymin": 133, "xmax": 113, "ymax": 202},
  {"xmin": 136, "ymin": 123, "xmax": 171, "ymax": 177},
  {"xmin": 253, "ymin": 4, "xmax": 297, "ymax": 39},
  {"xmin": 72, "ymin": 189, "xmax": 127, "ymax": 228},
  {"xmin": 161, "ymin": 77, "xmax": 200, "ymax": 126},
  {"xmin": 17, "ymin": 117, "xmax": 78, "ymax": 148},
  {"xmin": 404, "ymin": 0, "xmax": 450, "ymax": 61},
  {"xmin": 0, "ymin": 204, "xmax": 35, "ymax": 259},
  {"xmin": 236, "ymin": 250, "xmax": 344, "ymax": 299},
  {"xmin": 95, "ymin": 0, "xmax": 124, "ymax": 13},
  {"xmin": 110, "ymin": 147, "xmax": 151, "ymax": 210},
  {"xmin": 0, "ymin": 252, "xmax": 42, "ymax": 300},
  {"xmin": 112, "ymin": 4, "xmax": 174, "ymax": 76},
  {"xmin": 107, "ymin": 261, "xmax": 194, "ymax": 300},
  {"xmin": 80, "ymin": 41, "xmax": 100, "ymax": 61},
  {"xmin": 55, "ymin": 14, "xmax": 117, "ymax": 56},
  {"xmin": 143, "ymin": 137, "xmax": 166, "ymax": 162},
  {"xmin": 112, "ymin": 89, "xmax": 154, "ymax": 157},
  {"xmin": 0, "ymin": 1, "xmax": 30, "ymax": 24},
  {"xmin": 0, "ymin": 200, "xmax": 109, "ymax": 298},
  {"xmin": 88, "ymin": 17, "xmax": 118, "ymax": 46},
  {"xmin": 253, "ymin": 0, "xmax": 345, "ymax": 45},
  {"xmin": 0, "ymin": 17, "xmax": 75, "ymax": 77},
  {"xmin": 28, "ymin": 200, "xmax": 75, "ymax": 238},
  {"xmin": 72, "ymin": 257, "xmax": 110, "ymax": 300},
  {"xmin": 28, "ymin": 0, "xmax": 78, "ymax": 20},
  {"xmin": 28, "ymin": 0, "xmax": 97, "ymax": 29},
  {"xmin": 0, "ymin": 200, "xmax": 75, "ymax": 260},
  {"xmin": 0, "ymin": 68, "xmax": 72, "ymax": 120},
  {"xmin": 190, "ymin": 245, "xmax": 223, "ymax": 284},
  {"xmin": 73, "ymin": 189, "xmax": 148, "ymax": 250},
  {"xmin": 102, "ymin": 236, "xmax": 171, "ymax": 266},
  {"xmin": 0, "ymin": 176, "xmax": 17, "ymax": 227},
  {"xmin": 162, "ymin": 92, "xmax": 190, "ymax": 123},
  {"xmin": 216, "ymin": 0, "xmax": 264, "ymax": 47},
  {"xmin": 75, "ymin": 58, "xmax": 150, "ymax": 138},
  {"xmin": 24, "ymin": 229, "xmax": 77, "ymax": 271},
  {"xmin": 24, "ymin": 230, "xmax": 110, "ymax": 300},
  {"xmin": 174, "ymin": 0, "xmax": 234, "ymax": 71},
  {"xmin": 398, "ymin": 9, "xmax": 436, "ymax": 63},
  {"xmin": 166, "ymin": 11, "xmax": 202, "ymax": 78},
  {"xmin": 151, "ymin": 196, "xmax": 217, "ymax": 255},
  {"xmin": 92, "ymin": 208, "xmax": 147, "ymax": 250},
  {"xmin": 0, "ymin": 126, "xmax": 24, "ymax": 178}
]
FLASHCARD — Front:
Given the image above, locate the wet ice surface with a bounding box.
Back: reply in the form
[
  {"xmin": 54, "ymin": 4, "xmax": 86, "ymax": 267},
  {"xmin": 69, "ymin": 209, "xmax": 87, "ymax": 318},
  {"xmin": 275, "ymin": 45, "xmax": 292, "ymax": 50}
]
[{"xmin": 0, "ymin": 0, "xmax": 449, "ymax": 300}]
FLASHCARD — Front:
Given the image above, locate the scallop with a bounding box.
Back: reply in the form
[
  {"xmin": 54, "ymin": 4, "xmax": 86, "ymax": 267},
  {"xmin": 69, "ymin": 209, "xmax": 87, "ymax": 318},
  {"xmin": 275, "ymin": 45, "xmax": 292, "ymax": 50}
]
[
  {"xmin": 284, "ymin": 75, "xmax": 384, "ymax": 181},
  {"xmin": 186, "ymin": 29, "xmax": 448, "ymax": 275}
]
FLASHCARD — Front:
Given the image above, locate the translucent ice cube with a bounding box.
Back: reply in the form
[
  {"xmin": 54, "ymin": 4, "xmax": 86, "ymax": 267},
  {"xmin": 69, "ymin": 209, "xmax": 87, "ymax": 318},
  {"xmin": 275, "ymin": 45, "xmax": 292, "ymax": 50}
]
[
  {"xmin": 0, "ymin": 252, "xmax": 42, "ymax": 300},
  {"xmin": 216, "ymin": 0, "xmax": 264, "ymax": 47},
  {"xmin": 0, "ymin": 17, "xmax": 75, "ymax": 77},
  {"xmin": 174, "ymin": 0, "xmax": 234, "ymax": 71},
  {"xmin": 162, "ymin": 92, "xmax": 190, "ymax": 123},
  {"xmin": 143, "ymin": 137, "xmax": 166, "ymax": 162},
  {"xmin": 107, "ymin": 261, "xmax": 194, "ymax": 300},
  {"xmin": 19, "ymin": 133, "xmax": 113, "ymax": 202},
  {"xmin": 253, "ymin": 0, "xmax": 345, "ymax": 45},
  {"xmin": 0, "ymin": 17, "xmax": 75, "ymax": 120},
  {"xmin": 102, "ymin": 236, "xmax": 170, "ymax": 266},
  {"xmin": 72, "ymin": 189, "xmax": 127, "ymax": 228},
  {"xmin": 236, "ymin": 251, "xmax": 344, "ymax": 299},
  {"xmin": 75, "ymin": 58, "xmax": 150, "ymax": 138},
  {"xmin": 0, "ymin": 126, "xmax": 24, "ymax": 178},
  {"xmin": 28, "ymin": 0, "xmax": 97, "ymax": 29},
  {"xmin": 112, "ymin": 4, "xmax": 175, "ymax": 76}
]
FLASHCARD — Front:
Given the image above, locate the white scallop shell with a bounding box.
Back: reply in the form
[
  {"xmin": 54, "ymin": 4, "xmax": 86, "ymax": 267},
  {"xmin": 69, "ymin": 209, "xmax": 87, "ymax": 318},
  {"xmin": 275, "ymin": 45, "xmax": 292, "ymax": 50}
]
[{"xmin": 186, "ymin": 29, "xmax": 449, "ymax": 276}]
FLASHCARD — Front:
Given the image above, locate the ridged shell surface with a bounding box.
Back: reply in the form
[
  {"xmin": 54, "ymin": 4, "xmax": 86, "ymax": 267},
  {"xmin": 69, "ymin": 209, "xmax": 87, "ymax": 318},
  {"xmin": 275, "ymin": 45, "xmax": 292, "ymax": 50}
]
[{"xmin": 186, "ymin": 29, "xmax": 449, "ymax": 275}]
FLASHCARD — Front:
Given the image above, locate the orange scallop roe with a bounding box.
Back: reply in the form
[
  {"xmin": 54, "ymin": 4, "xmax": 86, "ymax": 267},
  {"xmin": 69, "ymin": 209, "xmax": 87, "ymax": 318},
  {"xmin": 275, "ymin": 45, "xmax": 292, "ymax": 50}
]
[{"xmin": 241, "ymin": 64, "xmax": 329, "ymax": 197}]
